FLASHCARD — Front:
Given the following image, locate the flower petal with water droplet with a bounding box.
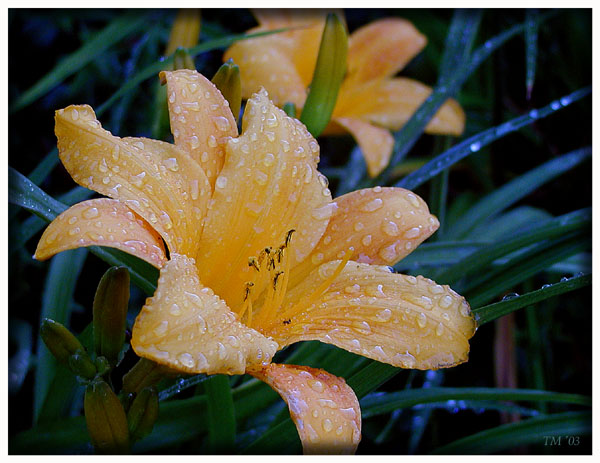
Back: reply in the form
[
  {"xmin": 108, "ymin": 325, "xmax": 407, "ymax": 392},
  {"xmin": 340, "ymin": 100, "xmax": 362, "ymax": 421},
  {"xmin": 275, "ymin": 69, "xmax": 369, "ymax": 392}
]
[
  {"xmin": 34, "ymin": 198, "xmax": 167, "ymax": 268},
  {"xmin": 291, "ymin": 187, "xmax": 438, "ymax": 287},
  {"xmin": 161, "ymin": 70, "xmax": 238, "ymax": 188},
  {"xmin": 271, "ymin": 261, "xmax": 476, "ymax": 370},
  {"xmin": 131, "ymin": 253, "xmax": 278, "ymax": 375},
  {"xmin": 54, "ymin": 105, "xmax": 211, "ymax": 255},
  {"xmin": 248, "ymin": 363, "xmax": 361, "ymax": 454},
  {"xmin": 195, "ymin": 89, "xmax": 333, "ymax": 310}
]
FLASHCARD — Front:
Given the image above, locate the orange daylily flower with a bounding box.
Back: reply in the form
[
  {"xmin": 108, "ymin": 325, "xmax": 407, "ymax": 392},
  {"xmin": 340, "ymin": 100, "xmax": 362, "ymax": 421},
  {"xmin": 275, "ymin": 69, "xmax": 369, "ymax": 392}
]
[
  {"xmin": 35, "ymin": 69, "xmax": 476, "ymax": 454},
  {"xmin": 224, "ymin": 9, "xmax": 466, "ymax": 177}
]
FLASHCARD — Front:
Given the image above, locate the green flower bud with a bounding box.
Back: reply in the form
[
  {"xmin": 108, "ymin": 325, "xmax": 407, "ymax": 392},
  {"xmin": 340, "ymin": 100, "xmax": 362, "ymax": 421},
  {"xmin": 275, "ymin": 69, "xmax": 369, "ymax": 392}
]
[
  {"xmin": 173, "ymin": 47, "xmax": 196, "ymax": 71},
  {"xmin": 212, "ymin": 59, "xmax": 242, "ymax": 122},
  {"xmin": 93, "ymin": 267, "xmax": 130, "ymax": 367},
  {"xmin": 122, "ymin": 358, "xmax": 168, "ymax": 395},
  {"xmin": 300, "ymin": 12, "xmax": 348, "ymax": 137},
  {"xmin": 68, "ymin": 350, "xmax": 97, "ymax": 380},
  {"xmin": 127, "ymin": 387, "xmax": 159, "ymax": 442},
  {"xmin": 84, "ymin": 378, "xmax": 130, "ymax": 454},
  {"xmin": 40, "ymin": 318, "xmax": 85, "ymax": 365}
]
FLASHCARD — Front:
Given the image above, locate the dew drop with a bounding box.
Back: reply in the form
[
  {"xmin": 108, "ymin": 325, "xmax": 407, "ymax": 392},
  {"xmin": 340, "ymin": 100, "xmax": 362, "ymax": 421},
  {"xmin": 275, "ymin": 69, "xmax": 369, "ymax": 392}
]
[
  {"xmin": 153, "ymin": 320, "xmax": 169, "ymax": 337},
  {"xmin": 254, "ymin": 171, "xmax": 268, "ymax": 185},
  {"xmin": 68, "ymin": 216, "xmax": 78, "ymax": 225},
  {"xmin": 376, "ymin": 308, "xmax": 392, "ymax": 321},
  {"xmin": 309, "ymin": 380, "xmax": 324, "ymax": 393},
  {"xmin": 207, "ymin": 135, "xmax": 218, "ymax": 148},
  {"xmin": 404, "ymin": 227, "xmax": 421, "ymax": 239},
  {"xmin": 417, "ymin": 312, "xmax": 427, "ymax": 329},
  {"xmin": 436, "ymin": 322, "xmax": 444, "ymax": 336},
  {"xmin": 214, "ymin": 116, "xmax": 231, "ymax": 132},
  {"xmin": 83, "ymin": 207, "xmax": 99, "ymax": 219},
  {"xmin": 382, "ymin": 220, "xmax": 400, "ymax": 236},
  {"xmin": 216, "ymin": 176, "xmax": 228, "ymax": 189},
  {"xmin": 322, "ymin": 418, "xmax": 333, "ymax": 433},
  {"xmin": 262, "ymin": 152, "xmax": 275, "ymax": 167},
  {"xmin": 360, "ymin": 198, "xmax": 383, "ymax": 212},
  {"xmin": 170, "ymin": 303, "xmax": 181, "ymax": 316},
  {"xmin": 190, "ymin": 136, "xmax": 200, "ymax": 149},
  {"xmin": 470, "ymin": 142, "xmax": 481, "ymax": 152},
  {"xmin": 460, "ymin": 301, "xmax": 471, "ymax": 317},
  {"xmin": 178, "ymin": 353, "xmax": 195, "ymax": 368},
  {"xmin": 379, "ymin": 243, "xmax": 398, "ymax": 263},
  {"xmin": 362, "ymin": 234, "xmax": 373, "ymax": 246},
  {"xmin": 439, "ymin": 295, "xmax": 453, "ymax": 308},
  {"xmin": 190, "ymin": 180, "xmax": 199, "ymax": 200},
  {"xmin": 164, "ymin": 157, "xmax": 179, "ymax": 171},
  {"xmin": 406, "ymin": 193, "xmax": 420, "ymax": 208}
]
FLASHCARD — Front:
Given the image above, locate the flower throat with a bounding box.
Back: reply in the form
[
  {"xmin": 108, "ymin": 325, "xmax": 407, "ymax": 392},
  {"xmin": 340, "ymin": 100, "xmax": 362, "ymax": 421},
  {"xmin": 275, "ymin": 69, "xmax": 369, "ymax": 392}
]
[{"xmin": 238, "ymin": 229, "xmax": 353, "ymax": 332}]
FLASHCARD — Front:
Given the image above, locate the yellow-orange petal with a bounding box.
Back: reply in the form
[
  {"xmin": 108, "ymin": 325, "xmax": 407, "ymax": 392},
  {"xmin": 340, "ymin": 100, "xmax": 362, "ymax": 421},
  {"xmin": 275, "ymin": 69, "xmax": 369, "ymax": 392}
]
[
  {"xmin": 160, "ymin": 70, "xmax": 238, "ymax": 188},
  {"xmin": 336, "ymin": 78, "xmax": 466, "ymax": 136},
  {"xmin": 290, "ymin": 187, "xmax": 438, "ymax": 287},
  {"xmin": 195, "ymin": 89, "xmax": 334, "ymax": 312},
  {"xmin": 248, "ymin": 363, "xmax": 361, "ymax": 454},
  {"xmin": 346, "ymin": 18, "xmax": 426, "ymax": 85},
  {"xmin": 131, "ymin": 253, "xmax": 278, "ymax": 376},
  {"xmin": 333, "ymin": 117, "xmax": 394, "ymax": 177},
  {"xmin": 34, "ymin": 198, "xmax": 167, "ymax": 268},
  {"xmin": 270, "ymin": 261, "xmax": 477, "ymax": 370},
  {"xmin": 55, "ymin": 105, "xmax": 211, "ymax": 255},
  {"xmin": 224, "ymin": 38, "xmax": 308, "ymax": 107},
  {"xmin": 251, "ymin": 9, "xmax": 329, "ymax": 88}
]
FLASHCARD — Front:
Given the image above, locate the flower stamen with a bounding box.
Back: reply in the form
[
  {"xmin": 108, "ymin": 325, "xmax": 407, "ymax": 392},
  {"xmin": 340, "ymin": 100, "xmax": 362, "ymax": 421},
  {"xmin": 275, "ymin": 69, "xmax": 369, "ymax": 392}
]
[{"xmin": 273, "ymin": 247, "xmax": 354, "ymax": 329}]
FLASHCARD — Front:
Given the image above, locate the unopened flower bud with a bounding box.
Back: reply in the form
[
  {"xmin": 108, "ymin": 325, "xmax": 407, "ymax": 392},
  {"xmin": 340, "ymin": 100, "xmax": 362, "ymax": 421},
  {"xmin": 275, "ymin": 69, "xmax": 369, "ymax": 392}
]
[
  {"xmin": 93, "ymin": 267, "xmax": 130, "ymax": 367},
  {"xmin": 127, "ymin": 386, "xmax": 159, "ymax": 441},
  {"xmin": 40, "ymin": 318, "xmax": 85, "ymax": 366},
  {"xmin": 84, "ymin": 378, "xmax": 130, "ymax": 454},
  {"xmin": 212, "ymin": 59, "xmax": 242, "ymax": 122}
]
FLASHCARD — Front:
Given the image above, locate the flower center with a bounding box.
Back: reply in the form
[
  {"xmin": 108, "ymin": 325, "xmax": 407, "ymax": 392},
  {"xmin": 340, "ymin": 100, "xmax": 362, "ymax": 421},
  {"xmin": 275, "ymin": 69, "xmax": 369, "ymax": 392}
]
[{"xmin": 238, "ymin": 229, "xmax": 353, "ymax": 333}]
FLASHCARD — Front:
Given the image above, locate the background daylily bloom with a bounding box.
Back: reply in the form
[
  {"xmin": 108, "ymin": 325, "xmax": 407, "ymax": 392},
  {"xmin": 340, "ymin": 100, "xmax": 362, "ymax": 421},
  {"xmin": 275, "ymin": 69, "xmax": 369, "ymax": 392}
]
[
  {"xmin": 35, "ymin": 69, "xmax": 476, "ymax": 454},
  {"xmin": 224, "ymin": 9, "xmax": 466, "ymax": 176}
]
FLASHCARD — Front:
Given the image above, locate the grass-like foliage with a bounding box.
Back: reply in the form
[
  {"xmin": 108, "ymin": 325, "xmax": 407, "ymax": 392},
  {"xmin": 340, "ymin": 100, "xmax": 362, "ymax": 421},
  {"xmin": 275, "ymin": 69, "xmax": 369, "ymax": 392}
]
[{"xmin": 8, "ymin": 9, "xmax": 591, "ymax": 454}]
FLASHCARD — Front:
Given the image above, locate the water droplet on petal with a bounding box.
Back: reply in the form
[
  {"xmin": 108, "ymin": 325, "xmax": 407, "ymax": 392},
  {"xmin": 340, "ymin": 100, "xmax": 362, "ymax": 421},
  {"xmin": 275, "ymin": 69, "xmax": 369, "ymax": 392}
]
[
  {"xmin": 178, "ymin": 353, "xmax": 195, "ymax": 368},
  {"xmin": 417, "ymin": 312, "xmax": 427, "ymax": 329},
  {"xmin": 83, "ymin": 207, "xmax": 99, "ymax": 219},
  {"xmin": 360, "ymin": 198, "xmax": 383, "ymax": 212}
]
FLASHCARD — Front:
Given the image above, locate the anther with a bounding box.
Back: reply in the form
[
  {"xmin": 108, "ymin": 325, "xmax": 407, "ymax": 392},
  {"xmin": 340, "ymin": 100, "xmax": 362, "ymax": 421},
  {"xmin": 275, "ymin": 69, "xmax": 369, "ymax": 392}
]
[
  {"xmin": 285, "ymin": 229, "xmax": 295, "ymax": 246},
  {"xmin": 248, "ymin": 257, "xmax": 260, "ymax": 271},
  {"xmin": 273, "ymin": 271, "xmax": 284, "ymax": 289}
]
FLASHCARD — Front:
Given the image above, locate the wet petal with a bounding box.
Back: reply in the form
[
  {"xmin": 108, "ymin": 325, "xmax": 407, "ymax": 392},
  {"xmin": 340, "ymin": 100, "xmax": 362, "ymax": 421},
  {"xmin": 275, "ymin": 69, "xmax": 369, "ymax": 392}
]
[
  {"xmin": 225, "ymin": 9, "xmax": 328, "ymax": 106},
  {"xmin": 345, "ymin": 18, "xmax": 426, "ymax": 85},
  {"xmin": 160, "ymin": 70, "xmax": 238, "ymax": 188},
  {"xmin": 131, "ymin": 253, "xmax": 278, "ymax": 375},
  {"xmin": 248, "ymin": 363, "xmax": 361, "ymax": 454},
  {"xmin": 224, "ymin": 39, "xmax": 308, "ymax": 107},
  {"xmin": 34, "ymin": 198, "xmax": 167, "ymax": 269},
  {"xmin": 333, "ymin": 117, "xmax": 394, "ymax": 177},
  {"xmin": 55, "ymin": 105, "xmax": 211, "ymax": 255},
  {"xmin": 291, "ymin": 187, "xmax": 438, "ymax": 286},
  {"xmin": 336, "ymin": 78, "xmax": 465, "ymax": 136},
  {"xmin": 270, "ymin": 261, "xmax": 476, "ymax": 370},
  {"xmin": 195, "ymin": 89, "xmax": 333, "ymax": 311}
]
